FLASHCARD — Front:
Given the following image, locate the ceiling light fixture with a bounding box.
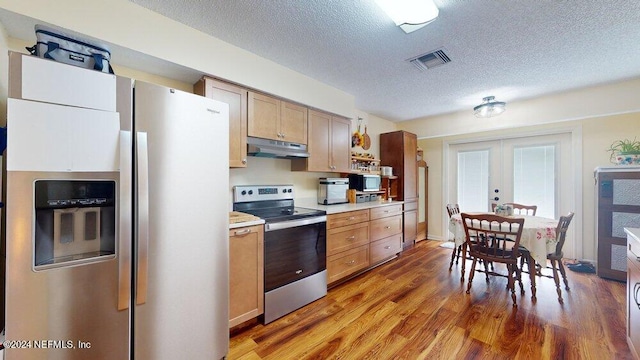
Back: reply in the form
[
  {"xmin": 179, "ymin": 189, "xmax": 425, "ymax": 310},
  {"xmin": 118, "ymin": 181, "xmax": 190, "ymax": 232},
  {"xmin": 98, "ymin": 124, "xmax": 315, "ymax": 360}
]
[
  {"xmin": 474, "ymin": 96, "xmax": 506, "ymax": 118},
  {"xmin": 375, "ymin": 0, "xmax": 439, "ymax": 34}
]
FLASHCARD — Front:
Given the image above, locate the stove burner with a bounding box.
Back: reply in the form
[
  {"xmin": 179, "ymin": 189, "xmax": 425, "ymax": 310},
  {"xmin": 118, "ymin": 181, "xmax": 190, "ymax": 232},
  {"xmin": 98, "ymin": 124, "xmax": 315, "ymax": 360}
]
[{"xmin": 232, "ymin": 185, "xmax": 325, "ymax": 223}]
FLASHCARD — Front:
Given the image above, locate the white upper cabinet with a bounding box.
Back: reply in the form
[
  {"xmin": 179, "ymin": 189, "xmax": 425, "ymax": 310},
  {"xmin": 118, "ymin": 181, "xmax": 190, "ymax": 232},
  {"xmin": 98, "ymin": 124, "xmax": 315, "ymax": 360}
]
[{"xmin": 9, "ymin": 52, "xmax": 116, "ymax": 112}]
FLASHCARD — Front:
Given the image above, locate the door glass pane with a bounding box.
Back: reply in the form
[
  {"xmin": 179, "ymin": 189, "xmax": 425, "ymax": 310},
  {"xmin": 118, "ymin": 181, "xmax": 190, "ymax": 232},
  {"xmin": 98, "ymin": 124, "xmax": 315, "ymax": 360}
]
[
  {"xmin": 513, "ymin": 145, "xmax": 555, "ymax": 218},
  {"xmin": 458, "ymin": 150, "xmax": 489, "ymax": 212}
]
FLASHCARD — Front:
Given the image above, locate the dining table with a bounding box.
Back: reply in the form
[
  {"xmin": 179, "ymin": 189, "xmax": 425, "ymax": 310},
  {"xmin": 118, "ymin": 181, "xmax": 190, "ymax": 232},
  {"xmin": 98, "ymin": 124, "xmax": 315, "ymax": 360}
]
[{"xmin": 448, "ymin": 212, "xmax": 560, "ymax": 299}]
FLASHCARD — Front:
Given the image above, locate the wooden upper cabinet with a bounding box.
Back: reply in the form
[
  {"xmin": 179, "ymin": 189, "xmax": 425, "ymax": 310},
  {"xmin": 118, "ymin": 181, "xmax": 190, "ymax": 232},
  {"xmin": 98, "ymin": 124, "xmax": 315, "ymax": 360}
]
[
  {"xmin": 330, "ymin": 116, "xmax": 351, "ymax": 173},
  {"xmin": 248, "ymin": 91, "xmax": 279, "ymax": 140},
  {"xmin": 248, "ymin": 91, "xmax": 308, "ymax": 144},
  {"xmin": 305, "ymin": 109, "xmax": 331, "ymax": 171},
  {"xmin": 194, "ymin": 77, "xmax": 247, "ymax": 168},
  {"xmin": 292, "ymin": 109, "xmax": 350, "ymax": 172},
  {"xmin": 280, "ymin": 101, "xmax": 308, "ymax": 144},
  {"xmin": 380, "ymin": 131, "xmax": 418, "ymax": 201}
]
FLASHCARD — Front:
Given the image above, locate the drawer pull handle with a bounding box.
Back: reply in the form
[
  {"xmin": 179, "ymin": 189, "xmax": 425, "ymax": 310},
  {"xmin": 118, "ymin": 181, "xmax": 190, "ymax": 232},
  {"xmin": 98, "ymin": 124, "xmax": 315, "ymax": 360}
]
[
  {"xmin": 346, "ymin": 260, "xmax": 356, "ymax": 265},
  {"xmin": 384, "ymin": 210, "xmax": 389, "ymax": 213},
  {"xmin": 348, "ymin": 216, "xmax": 355, "ymax": 220},
  {"xmin": 234, "ymin": 229, "xmax": 252, "ymax": 236},
  {"xmin": 385, "ymin": 226, "xmax": 391, "ymax": 229},
  {"xmin": 384, "ymin": 246, "xmax": 391, "ymax": 249},
  {"xmin": 347, "ymin": 236, "xmax": 356, "ymax": 240},
  {"xmin": 295, "ymin": 269, "xmax": 303, "ymax": 275}
]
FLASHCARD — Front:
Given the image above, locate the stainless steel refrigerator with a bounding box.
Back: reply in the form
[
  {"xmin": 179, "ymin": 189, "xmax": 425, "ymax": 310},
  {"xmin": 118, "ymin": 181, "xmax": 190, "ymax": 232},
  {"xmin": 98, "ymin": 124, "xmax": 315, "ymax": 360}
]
[{"xmin": 3, "ymin": 51, "xmax": 229, "ymax": 359}]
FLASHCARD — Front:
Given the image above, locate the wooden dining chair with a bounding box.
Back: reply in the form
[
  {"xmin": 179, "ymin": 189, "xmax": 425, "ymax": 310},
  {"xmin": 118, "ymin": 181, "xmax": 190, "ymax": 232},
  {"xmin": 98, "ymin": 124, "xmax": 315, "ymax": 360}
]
[
  {"xmin": 461, "ymin": 213, "xmax": 525, "ymax": 307},
  {"xmin": 521, "ymin": 212, "xmax": 575, "ymax": 303},
  {"xmin": 504, "ymin": 203, "xmax": 537, "ymax": 216},
  {"xmin": 446, "ymin": 204, "xmax": 463, "ymax": 270}
]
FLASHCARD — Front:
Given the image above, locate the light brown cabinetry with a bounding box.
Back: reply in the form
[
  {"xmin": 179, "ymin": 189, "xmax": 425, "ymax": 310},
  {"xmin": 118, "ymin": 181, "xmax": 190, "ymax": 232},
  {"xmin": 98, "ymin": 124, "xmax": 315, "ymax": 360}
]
[
  {"xmin": 292, "ymin": 109, "xmax": 350, "ymax": 173},
  {"xmin": 380, "ymin": 131, "xmax": 418, "ymax": 247},
  {"xmin": 194, "ymin": 77, "xmax": 248, "ymax": 167},
  {"xmin": 627, "ymin": 229, "xmax": 640, "ymax": 359},
  {"xmin": 327, "ymin": 210, "xmax": 370, "ymax": 283},
  {"xmin": 369, "ymin": 204, "xmax": 403, "ymax": 264},
  {"xmin": 229, "ymin": 225, "xmax": 264, "ymax": 328},
  {"xmin": 247, "ymin": 91, "xmax": 308, "ymax": 144},
  {"xmin": 327, "ymin": 205, "xmax": 403, "ymax": 285}
]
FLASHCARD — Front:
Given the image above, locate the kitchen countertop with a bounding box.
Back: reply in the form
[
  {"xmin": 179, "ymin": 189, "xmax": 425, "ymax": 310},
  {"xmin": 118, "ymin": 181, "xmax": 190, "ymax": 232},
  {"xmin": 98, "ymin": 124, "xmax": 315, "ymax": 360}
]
[
  {"xmin": 625, "ymin": 228, "xmax": 640, "ymax": 242},
  {"xmin": 229, "ymin": 219, "xmax": 265, "ymax": 229},
  {"xmin": 229, "ymin": 211, "xmax": 265, "ymax": 229},
  {"xmin": 296, "ymin": 197, "xmax": 404, "ymax": 215}
]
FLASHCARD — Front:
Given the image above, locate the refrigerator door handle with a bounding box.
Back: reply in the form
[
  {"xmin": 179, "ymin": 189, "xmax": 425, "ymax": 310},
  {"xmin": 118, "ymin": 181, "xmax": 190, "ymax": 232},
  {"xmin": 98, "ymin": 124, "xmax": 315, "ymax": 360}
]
[
  {"xmin": 118, "ymin": 131, "xmax": 133, "ymax": 310},
  {"xmin": 136, "ymin": 132, "xmax": 150, "ymax": 305}
]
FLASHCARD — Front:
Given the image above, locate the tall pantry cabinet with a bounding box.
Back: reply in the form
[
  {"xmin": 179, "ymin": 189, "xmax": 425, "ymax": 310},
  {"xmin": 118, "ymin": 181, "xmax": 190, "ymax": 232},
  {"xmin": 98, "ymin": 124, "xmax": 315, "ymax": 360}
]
[{"xmin": 380, "ymin": 131, "xmax": 418, "ymax": 248}]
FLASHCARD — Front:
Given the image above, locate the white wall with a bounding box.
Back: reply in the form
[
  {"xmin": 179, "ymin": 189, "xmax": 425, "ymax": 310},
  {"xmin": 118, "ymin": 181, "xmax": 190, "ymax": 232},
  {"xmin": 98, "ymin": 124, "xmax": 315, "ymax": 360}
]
[
  {"xmin": 0, "ymin": 2, "xmax": 400, "ymax": 215},
  {"xmin": 349, "ymin": 112, "xmax": 398, "ymax": 161},
  {"xmin": 400, "ymin": 78, "xmax": 640, "ymax": 139},
  {"xmin": 229, "ymin": 157, "xmax": 332, "ymax": 209},
  {"xmin": 415, "ymin": 111, "xmax": 640, "ymax": 262},
  {"xmin": 0, "ymin": 19, "xmax": 9, "ymax": 124},
  {"xmin": 0, "ymin": 0, "xmax": 355, "ymax": 118}
]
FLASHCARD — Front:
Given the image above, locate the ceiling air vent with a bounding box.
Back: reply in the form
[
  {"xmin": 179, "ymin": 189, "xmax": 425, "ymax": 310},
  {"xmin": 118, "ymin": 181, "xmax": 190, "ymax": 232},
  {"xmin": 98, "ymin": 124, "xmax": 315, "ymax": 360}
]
[{"xmin": 407, "ymin": 48, "xmax": 451, "ymax": 72}]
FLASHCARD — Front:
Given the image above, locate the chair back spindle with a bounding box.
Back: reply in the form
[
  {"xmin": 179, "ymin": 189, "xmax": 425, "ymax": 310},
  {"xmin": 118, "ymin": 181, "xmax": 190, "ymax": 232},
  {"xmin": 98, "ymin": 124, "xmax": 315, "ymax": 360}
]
[
  {"xmin": 553, "ymin": 212, "xmax": 575, "ymax": 256},
  {"xmin": 446, "ymin": 203, "xmax": 460, "ymax": 218}
]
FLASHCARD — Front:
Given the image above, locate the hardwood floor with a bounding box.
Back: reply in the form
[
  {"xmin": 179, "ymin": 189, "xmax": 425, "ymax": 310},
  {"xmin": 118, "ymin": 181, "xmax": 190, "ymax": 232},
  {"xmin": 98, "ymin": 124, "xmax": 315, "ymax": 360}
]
[{"xmin": 229, "ymin": 240, "xmax": 632, "ymax": 359}]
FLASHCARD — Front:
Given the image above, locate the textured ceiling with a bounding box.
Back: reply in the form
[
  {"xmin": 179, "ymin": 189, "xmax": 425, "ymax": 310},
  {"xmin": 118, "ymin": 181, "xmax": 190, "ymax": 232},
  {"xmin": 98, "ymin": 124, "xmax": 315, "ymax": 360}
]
[
  {"xmin": 126, "ymin": 0, "xmax": 640, "ymax": 122},
  {"xmin": 1, "ymin": 2, "xmax": 639, "ymax": 122}
]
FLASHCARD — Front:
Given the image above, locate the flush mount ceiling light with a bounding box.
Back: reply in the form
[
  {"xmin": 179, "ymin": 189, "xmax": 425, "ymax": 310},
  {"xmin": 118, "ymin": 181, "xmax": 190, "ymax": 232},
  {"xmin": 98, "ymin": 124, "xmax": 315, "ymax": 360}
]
[
  {"xmin": 474, "ymin": 96, "xmax": 506, "ymax": 118},
  {"xmin": 375, "ymin": 0, "xmax": 439, "ymax": 34}
]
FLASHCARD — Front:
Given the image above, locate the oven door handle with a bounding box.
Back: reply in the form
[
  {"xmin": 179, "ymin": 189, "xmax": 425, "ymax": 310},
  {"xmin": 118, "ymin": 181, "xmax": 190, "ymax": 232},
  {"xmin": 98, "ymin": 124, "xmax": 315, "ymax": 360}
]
[{"xmin": 265, "ymin": 216, "xmax": 327, "ymax": 232}]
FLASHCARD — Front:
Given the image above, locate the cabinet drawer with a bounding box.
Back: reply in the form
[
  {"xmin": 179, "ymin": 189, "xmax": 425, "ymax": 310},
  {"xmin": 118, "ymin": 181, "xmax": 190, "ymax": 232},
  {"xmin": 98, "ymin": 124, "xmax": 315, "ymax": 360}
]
[
  {"xmin": 327, "ymin": 245, "xmax": 369, "ymax": 283},
  {"xmin": 370, "ymin": 204, "xmax": 403, "ymax": 220},
  {"xmin": 327, "ymin": 210, "xmax": 369, "ymax": 229},
  {"xmin": 327, "ymin": 222, "xmax": 369, "ymax": 256},
  {"xmin": 370, "ymin": 215, "xmax": 402, "ymax": 241},
  {"xmin": 370, "ymin": 234, "xmax": 402, "ymax": 264}
]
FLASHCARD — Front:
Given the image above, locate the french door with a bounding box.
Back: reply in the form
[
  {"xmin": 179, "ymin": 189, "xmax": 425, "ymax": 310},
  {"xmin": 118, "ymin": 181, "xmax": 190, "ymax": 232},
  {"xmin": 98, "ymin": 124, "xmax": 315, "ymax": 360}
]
[{"xmin": 447, "ymin": 133, "xmax": 576, "ymax": 258}]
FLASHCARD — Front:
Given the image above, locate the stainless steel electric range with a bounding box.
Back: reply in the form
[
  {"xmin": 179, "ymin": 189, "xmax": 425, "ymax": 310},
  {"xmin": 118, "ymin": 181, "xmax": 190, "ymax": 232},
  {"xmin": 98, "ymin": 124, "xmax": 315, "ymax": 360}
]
[{"xmin": 233, "ymin": 185, "xmax": 327, "ymax": 324}]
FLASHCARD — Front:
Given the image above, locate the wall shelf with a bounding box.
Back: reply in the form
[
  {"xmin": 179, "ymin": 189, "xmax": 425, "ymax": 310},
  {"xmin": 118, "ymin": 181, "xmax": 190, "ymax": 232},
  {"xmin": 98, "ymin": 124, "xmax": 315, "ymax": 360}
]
[{"xmin": 350, "ymin": 156, "xmax": 381, "ymax": 174}]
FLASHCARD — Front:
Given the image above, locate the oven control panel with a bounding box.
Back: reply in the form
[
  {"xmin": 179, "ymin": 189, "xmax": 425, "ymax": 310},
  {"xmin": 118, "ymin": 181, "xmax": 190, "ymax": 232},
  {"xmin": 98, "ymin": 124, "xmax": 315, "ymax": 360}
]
[{"xmin": 233, "ymin": 185, "xmax": 294, "ymax": 203}]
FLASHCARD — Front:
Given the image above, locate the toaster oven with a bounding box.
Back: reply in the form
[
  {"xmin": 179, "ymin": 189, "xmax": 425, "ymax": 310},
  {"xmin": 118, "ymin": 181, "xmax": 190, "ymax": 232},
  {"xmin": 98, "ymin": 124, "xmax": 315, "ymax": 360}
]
[{"xmin": 318, "ymin": 178, "xmax": 349, "ymax": 205}]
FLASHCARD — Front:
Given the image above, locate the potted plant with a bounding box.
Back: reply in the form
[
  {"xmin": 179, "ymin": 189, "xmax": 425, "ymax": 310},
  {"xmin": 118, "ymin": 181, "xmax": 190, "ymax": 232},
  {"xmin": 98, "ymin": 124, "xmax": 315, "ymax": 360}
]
[{"xmin": 608, "ymin": 138, "xmax": 640, "ymax": 165}]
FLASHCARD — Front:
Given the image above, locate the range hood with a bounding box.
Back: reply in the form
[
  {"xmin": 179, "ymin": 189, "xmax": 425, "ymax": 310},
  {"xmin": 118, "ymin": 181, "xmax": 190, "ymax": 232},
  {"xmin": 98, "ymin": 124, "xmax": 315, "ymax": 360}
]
[{"xmin": 247, "ymin": 136, "xmax": 310, "ymax": 158}]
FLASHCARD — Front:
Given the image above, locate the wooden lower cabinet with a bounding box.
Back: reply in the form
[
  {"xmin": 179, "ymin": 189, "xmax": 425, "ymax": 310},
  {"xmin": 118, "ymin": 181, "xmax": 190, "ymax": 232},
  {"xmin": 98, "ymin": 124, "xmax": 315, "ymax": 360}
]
[
  {"xmin": 370, "ymin": 215, "xmax": 402, "ymax": 241},
  {"xmin": 328, "ymin": 245, "xmax": 370, "ymax": 284},
  {"xmin": 327, "ymin": 205, "xmax": 403, "ymax": 285},
  {"xmin": 229, "ymin": 225, "xmax": 264, "ymax": 328},
  {"xmin": 327, "ymin": 221, "xmax": 369, "ymax": 255},
  {"xmin": 403, "ymin": 200, "xmax": 418, "ymax": 247},
  {"xmin": 370, "ymin": 234, "xmax": 403, "ymax": 264}
]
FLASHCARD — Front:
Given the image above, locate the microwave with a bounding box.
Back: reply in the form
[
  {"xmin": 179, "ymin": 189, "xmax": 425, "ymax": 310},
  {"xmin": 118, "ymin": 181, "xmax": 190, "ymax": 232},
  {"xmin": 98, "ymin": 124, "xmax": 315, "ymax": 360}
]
[{"xmin": 348, "ymin": 174, "xmax": 381, "ymax": 192}]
